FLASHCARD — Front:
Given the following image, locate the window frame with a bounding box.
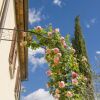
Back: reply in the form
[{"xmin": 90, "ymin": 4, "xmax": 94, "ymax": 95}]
[
  {"xmin": 14, "ymin": 67, "xmax": 21, "ymax": 100},
  {"xmin": 9, "ymin": 29, "xmax": 17, "ymax": 79},
  {"xmin": 0, "ymin": 0, "xmax": 10, "ymax": 39}
]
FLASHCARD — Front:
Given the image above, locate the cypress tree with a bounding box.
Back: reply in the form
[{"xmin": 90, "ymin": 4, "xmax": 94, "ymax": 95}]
[{"xmin": 72, "ymin": 16, "xmax": 95, "ymax": 100}]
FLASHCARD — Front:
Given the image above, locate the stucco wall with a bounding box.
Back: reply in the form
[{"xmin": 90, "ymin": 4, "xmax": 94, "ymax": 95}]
[
  {"xmin": 0, "ymin": 0, "xmax": 3, "ymax": 13},
  {"xmin": 0, "ymin": 0, "xmax": 19, "ymax": 100}
]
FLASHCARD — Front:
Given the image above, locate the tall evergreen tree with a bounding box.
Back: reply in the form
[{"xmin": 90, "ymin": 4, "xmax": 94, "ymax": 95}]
[{"xmin": 72, "ymin": 16, "xmax": 95, "ymax": 100}]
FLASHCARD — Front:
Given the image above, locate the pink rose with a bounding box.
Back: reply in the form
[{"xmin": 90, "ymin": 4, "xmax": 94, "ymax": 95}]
[
  {"xmin": 54, "ymin": 93, "xmax": 60, "ymax": 99},
  {"xmin": 53, "ymin": 48, "xmax": 59, "ymax": 54},
  {"xmin": 72, "ymin": 72, "xmax": 78, "ymax": 78},
  {"xmin": 57, "ymin": 53, "xmax": 62, "ymax": 57},
  {"xmin": 63, "ymin": 42, "xmax": 67, "ymax": 48},
  {"xmin": 54, "ymin": 57, "xmax": 60, "ymax": 65},
  {"xmin": 46, "ymin": 70, "xmax": 52, "ymax": 76},
  {"xmin": 48, "ymin": 32, "xmax": 52, "ymax": 37},
  {"xmin": 46, "ymin": 49, "xmax": 51, "ymax": 54},
  {"xmin": 60, "ymin": 36, "xmax": 65, "ymax": 42},
  {"xmin": 20, "ymin": 41, "xmax": 27, "ymax": 47},
  {"xmin": 20, "ymin": 42, "xmax": 23, "ymax": 47},
  {"xmin": 59, "ymin": 81, "xmax": 65, "ymax": 88},
  {"xmin": 54, "ymin": 28, "xmax": 60, "ymax": 33},
  {"xmin": 72, "ymin": 79, "xmax": 78, "ymax": 85},
  {"xmin": 84, "ymin": 77, "xmax": 88, "ymax": 81},
  {"xmin": 22, "ymin": 32, "xmax": 26, "ymax": 37},
  {"xmin": 55, "ymin": 89, "xmax": 60, "ymax": 94},
  {"xmin": 35, "ymin": 26, "xmax": 42, "ymax": 31},
  {"xmin": 66, "ymin": 91, "xmax": 73, "ymax": 97}
]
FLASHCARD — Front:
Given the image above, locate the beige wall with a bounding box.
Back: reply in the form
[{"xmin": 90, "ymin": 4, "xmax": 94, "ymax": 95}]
[
  {"xmin": 0, "ymin": 0, "xmax": 4, "ymax": 13},
  {"xmin": 0, "ymin": 0, "xmax": 19, "ymax": 100},
  {"xmin": 0, "ymin": 0, "xmax": 3, "ymax": 7}
]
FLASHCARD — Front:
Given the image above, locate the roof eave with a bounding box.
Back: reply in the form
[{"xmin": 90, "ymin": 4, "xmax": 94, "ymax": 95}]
[{"xmin": 15, "ymin": 0, "xmax": 28, "ymax": 81}]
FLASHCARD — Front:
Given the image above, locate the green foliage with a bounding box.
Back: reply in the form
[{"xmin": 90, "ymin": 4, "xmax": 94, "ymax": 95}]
[
  {"xmin": 72, "ymin": 16, "xmax": 94, "ymax": 99},
  {"xmin": 21, "ymin": 25, "xmax": 88, "ymax": 100}
]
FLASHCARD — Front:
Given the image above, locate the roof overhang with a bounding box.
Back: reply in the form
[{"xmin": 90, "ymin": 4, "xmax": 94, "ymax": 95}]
[{"xmin": 14, "ymin": 0, "xmax": 28, "ymax": 80}]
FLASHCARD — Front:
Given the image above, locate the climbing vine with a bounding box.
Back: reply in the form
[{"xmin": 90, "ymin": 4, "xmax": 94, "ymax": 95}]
[{"xmin": 21, "ymin": 26, "xmax": 88, "ymax": 100}]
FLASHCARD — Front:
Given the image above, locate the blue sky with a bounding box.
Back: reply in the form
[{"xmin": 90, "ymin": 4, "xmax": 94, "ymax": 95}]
[{"xmin": 21, "ymin": 0, "xmax": 100, "ymax": 100}]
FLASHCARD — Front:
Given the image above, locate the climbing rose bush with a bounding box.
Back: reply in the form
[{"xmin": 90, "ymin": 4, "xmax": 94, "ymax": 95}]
[{"xmin": 22, "ymin": 26, "xmax": 87, "ymax": 100}]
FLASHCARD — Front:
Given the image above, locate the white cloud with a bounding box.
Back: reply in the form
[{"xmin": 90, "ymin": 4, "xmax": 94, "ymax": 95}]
[
  {"xmin": 96, "ymin": 51, "xmax": 100, "ymax": 54},
  {"xmin": 21, "ymin": 85, "xmax": 25, "ymax": 90},
  {"xmin": 95, "ymin": 53, "xmax": 100, "ymax": 68},
  {"xmin": 29, "ymin": 8, "xmax": 45, "ymax": 24},
  {"xmin": 90, "ymin": 18, "xmax": 96, "ymax": 24},
  {"xmin": 85, "ymin": 18, "xmax": 96, "ymax": 28},
  {"xmin": 28, "ymin": 48, "xmax": 47, "ymax": 72},
  {"xmin": 21, "ymin": 85, "xmax": 26, "ymax": 93},
  {"xmin": 53, "ymin": 0, "xmax": 62, "ymax": 7},
  {"xmin": 86, "ymin": 24, "xmax": 90, "ymax": 28},
  {"xmin": 21, "ymin": 96, "xmax": 25, "ymax": 100},
  {"xmin": 24, "ymin": 89, "xmax": 55, "ymax": 100},
  {"xmin": 31, "ymin": 48, "xmax": 45, "ymax": 55}
]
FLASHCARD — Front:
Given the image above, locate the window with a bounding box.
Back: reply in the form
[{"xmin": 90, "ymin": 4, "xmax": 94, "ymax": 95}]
[
  {"xmin": 0, "ymin": 0, "xmax": 9, "ymax": 39},
  {"xmin": 15, "ymin": 67, "xmax": 21, "ymax": 100},
  {"xmin": 9, "ymin": 29, "xmax": 17, "ymax": 79}
]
